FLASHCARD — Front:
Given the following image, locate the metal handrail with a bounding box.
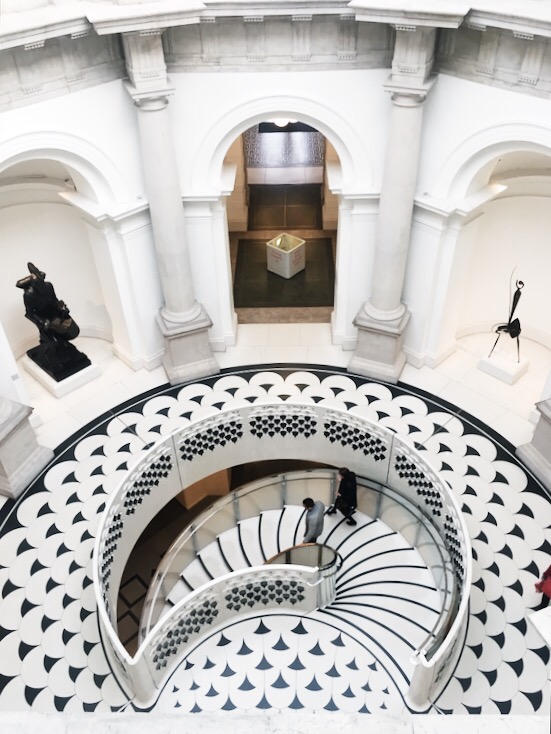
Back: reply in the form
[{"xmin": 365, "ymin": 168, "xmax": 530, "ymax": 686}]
[{"xmin": 357, "ymin": 477, "xmax": 456, "ymax": 658}]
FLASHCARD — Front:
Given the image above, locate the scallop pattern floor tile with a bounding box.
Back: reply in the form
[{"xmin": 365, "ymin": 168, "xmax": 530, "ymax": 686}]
[{"xmin": 0, "ymin": 365, "xmax": 548, "ymax": 716}]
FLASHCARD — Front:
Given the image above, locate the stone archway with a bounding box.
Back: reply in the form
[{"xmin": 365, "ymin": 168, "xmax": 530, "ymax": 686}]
[
  {"xmin": 181, "ymin": 93, "xmax": 376, "ymax": 351},
  {"xmin": 227, "ymin": 120, "xmax": 337, "ymax": 324},
  {"xmin": 0, "ymin": 133, "xmax": 161, "ymax": 400},
  {"xmin": 420, "ymin": 124, "xmax": 551, "ymax": 367}
]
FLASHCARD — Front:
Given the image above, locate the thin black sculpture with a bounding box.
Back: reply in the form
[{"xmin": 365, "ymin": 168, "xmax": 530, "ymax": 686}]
[
  {"xmin": 489, "ymin": 276, "xmax": 524, "ymax": 362},
  {"xmin": 16, "ymin": 262, "xmax": 91, "ymax": 381}
]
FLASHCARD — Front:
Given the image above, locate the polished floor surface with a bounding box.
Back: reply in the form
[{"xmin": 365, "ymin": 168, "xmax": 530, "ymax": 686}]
[
  {"xmin": 233, "ymin": 238, "xmax": 334, "ymax": 309},
  {"xmin": 247, "ymin": 184, "xmax": 323, "ymax": 231},
  {"xmin": 0, "ymin": 354, "xmax": 550, "ymax": 715}
]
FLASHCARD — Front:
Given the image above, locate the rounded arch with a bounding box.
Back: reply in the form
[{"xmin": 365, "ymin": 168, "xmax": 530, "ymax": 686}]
[
  {"xmin": 432, "ymin": 122, "xmax": 551, "ymax": 201},
  {"xmin": 0, "ymin": 131, "xmax": 131, "ymax": 206},
  {"xmin": 189, "ymin": 93, "xmax": 374, "ymax": 195}
]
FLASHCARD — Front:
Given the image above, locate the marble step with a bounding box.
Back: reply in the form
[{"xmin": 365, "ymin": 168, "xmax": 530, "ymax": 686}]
[{"xmin": 316, "ymin": 603, "xmax": 418, "ymax": 691}]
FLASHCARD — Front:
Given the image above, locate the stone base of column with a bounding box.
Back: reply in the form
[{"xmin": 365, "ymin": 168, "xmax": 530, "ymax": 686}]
[
  {"xmin": 0, "ymin": 399, "xmax": 54, "ymax": 500},
  {"xmin": 157, "ymin": 306, "xmax": 220, "ymax": 385},
  {"xmin": 347, "ymin": 307, "xmax": 411, "ymax": 383},
  {"xmin": 516, "ymin": 399, "xmax": 551, "ymax": 492}
]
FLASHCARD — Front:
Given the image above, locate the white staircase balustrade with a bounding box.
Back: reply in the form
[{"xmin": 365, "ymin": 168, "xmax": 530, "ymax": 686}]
[{"xmin": 92, "ymin": 403, "xmax": 471, "ymax": 707}]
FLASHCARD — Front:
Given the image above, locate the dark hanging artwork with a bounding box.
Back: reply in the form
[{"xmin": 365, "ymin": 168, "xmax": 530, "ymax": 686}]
[
  {"xmin": 16, "ymin": 262, "xmax": 91, "ymax": 382},
  {"xmin": 488, "ymin": 275, "xmax": 525, "ymax": 362}
]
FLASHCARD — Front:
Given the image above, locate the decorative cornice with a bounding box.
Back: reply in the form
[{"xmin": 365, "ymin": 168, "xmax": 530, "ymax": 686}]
[
  {"xmin": 23, "ymin": 40, "xmax": 45, "ymax": 50},
  {"xmin": 348, "ymin": 0, "xmax": 469, "ymax": 29},
  {"xmin": 466, "ymin": 9, "xmax": 551, "ymax": 40},
  {"xmin": 87, "ymin": 2, "xmax": 206, "ymax": 36}
]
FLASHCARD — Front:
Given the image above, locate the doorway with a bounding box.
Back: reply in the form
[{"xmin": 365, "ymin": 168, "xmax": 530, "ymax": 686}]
[{"xmin": 229, "ymin": 122, "xmax": 337, "ymax": 324}]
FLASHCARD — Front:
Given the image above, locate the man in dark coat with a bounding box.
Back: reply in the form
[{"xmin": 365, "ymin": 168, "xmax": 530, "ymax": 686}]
[{"xmin": 327, "ymin": 467, "xmax": 357, "ymax": 525}]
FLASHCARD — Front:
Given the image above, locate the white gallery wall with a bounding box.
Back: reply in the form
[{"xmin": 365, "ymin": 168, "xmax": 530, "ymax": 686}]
[
  {"xmin": 0, "ymin": 202, "xmax": 111, "ymax": 356},
  {"xmin": 0, "ymin": 55, "xmax": 551, "ymax": 371},
  {"xmin": 456, "ymin": 196, "xmax": 551, "ymax": 347},
  {"xmin": 399, "ymin": 73, "xmax": 551, "ymax": 363},
  {"xmin": 417, "ymin": 74, "xmax": 551, "ymax": 197},
  {"xmin": 170, "ymin": 67, "xmax": 390, "ymax": 349},
  {"xmin": 0, "ymin": 80, "xmax": 146, "ymax": 203},
  {"xmin": 0, "ymin": 80, "xmax": 168, "ymax": 368}
]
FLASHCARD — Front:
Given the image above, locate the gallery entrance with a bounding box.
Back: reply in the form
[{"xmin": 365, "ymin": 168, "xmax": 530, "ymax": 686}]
[{"xmin": 229, "ymin": 121, "xmax": 337, "ymax": 324}]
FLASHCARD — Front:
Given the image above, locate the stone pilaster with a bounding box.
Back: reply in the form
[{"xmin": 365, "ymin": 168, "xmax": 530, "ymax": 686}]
[
  {"xmin": 292, "ymin": 15, "xmax": 312, "ymax": 62},
  {"xmin": 123, "ymin": 31, "xmax": 218, "ymax": 384},
  {"xmin": 0, "ymin": 399, "xmax": 53, "ymax": 499},
  {"xmin": 517, "ymin": 399, "xmax": 551, "ymax": 492}
]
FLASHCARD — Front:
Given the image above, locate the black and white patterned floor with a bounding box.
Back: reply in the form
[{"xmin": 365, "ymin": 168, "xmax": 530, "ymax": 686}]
[{"xmin": 0, "ymin": 365, "xmax": 549, "ymax": 715}]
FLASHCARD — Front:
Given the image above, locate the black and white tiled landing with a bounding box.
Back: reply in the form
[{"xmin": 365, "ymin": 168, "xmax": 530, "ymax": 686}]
[
  {"xmin": 0, "ymin": 365, "xmax": 549, "ymax": 715},
  {"xmin": 153, "ymin": 615, "xmax": 404, "ymax": 714}
]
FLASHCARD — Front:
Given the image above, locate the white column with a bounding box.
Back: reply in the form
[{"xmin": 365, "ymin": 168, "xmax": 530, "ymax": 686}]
[
  {"xmin": 82, "ymin": 210, "xmax": 165, "ymax": 370},
  {"xmin": 133, "ymin": 94, "xmax": 200, "ymax": 322},
  {"xmin": 366, "ymin": 90, "xmax": 427, "ymax": 321},
  {"xmin": 123, "ymin": 31, "xmax": 218, "ymax": 384},
  {"xmin": 349, "ymin": 24, "xmax": 437, "ymax": 383},
  {"xmin": 331, "ymin": 195, "xmax": 378, "ymax": 350},
  {"xmin": 183, "ymin": 197, "xmax": 237, "ymax": 351},
  {"xmin": 517, "ymin": 399, "xmax": 551, "ymax": 491}
]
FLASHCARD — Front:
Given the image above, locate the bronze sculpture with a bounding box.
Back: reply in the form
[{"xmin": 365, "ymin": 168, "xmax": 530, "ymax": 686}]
[
  {"xmin": 16, "ymin": 262, "xmax": 91, "ymax": 381},
  {"xmin": 489, "ymin": 277, "xmax": 524, "ymax": 362}
]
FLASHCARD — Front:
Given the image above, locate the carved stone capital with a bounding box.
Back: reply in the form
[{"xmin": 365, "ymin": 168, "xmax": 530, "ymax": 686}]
[
  {"xmin": 384, "ymin": 75, "xmax": 436, "ymax": 105},
  {"xmin": 125, "ymin": 80, "xmax": 174, "ymax": 111}
]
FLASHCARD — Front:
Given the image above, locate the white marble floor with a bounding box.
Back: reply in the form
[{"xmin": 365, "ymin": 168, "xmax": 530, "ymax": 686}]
[
  {"xmin": 16, "ymin": 326, "xmax": 551, "ymax": 455},
  {"xmin": 1, "ymin": 365, "xmax": 549, "ymax": 716}
]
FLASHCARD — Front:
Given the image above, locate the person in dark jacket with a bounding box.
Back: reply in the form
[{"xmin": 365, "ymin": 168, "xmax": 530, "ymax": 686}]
[{"xmin": 327, "ymin": 467, "xmax": 357, "ymax": 525}]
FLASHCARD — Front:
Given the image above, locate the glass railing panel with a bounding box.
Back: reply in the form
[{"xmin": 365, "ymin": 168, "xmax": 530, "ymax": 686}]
[
  {"xmin": 356, "ymin": 484, "xmax": 380, "ymax": 520},
  {"xmin": 236, "ymin": 479, "xmax": 283, "ymax": 520},
  {"xmin": 195, "ymin": 502, "xmax": 238, "ymax": 540},
  {"xmin": 283, "ymin": 471, "xmax": 334, "ymax": 507},
  {"xmin": 377, "ymin": 497, "xmax": 421, "ymax": 545},
  {"xmin": 190, "ymin": 523, "xmax": 219, "ymax": 554}
]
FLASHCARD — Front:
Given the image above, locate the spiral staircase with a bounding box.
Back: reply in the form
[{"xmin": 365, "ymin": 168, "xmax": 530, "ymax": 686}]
[{"xmin": 137, "ymin": 479, "xmax": 444, "ymax": 712}]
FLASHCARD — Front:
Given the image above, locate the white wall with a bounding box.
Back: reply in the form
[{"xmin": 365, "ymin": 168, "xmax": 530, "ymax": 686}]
[
  {"xmin": 0, "ymin": 81, "xmax": 170, "ymax": 368},
  {"xmin": 418, "ymin": 74, "xmax": 551, "ymax": 198},
  {"xmin": 170, "ymin": 68, "xmax": 390, "ymax": 196},
  {"xmin": 0, "ymin": 80, "xmax": 145, "ymax": 204},
  {"xmin": 1, "ymin": 202, "xmax": 112, "ymax": 357},
  {"xmin": 169, "ymin": 68, "xmax": 390, "ymax": 348},
  {"xmin": 455, "ymin": 196, "xmax": 551, "ymax": 347}
]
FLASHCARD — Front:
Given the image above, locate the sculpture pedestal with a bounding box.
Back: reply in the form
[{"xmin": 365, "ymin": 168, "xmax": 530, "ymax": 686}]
[
  {"xmin": 22, "ymin": 356, "xmax": 101, "ymax": 398},
  {"xmin": 27, "ymin": 341, "xmax": 92, "ymax": 382},
  {"xmin": 478, "ymin": 352, "xmax": 528, "ymax": 385},
  {"xmin": 0, "ymin": 399, "xmax": 53, "ymax": 499}
]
